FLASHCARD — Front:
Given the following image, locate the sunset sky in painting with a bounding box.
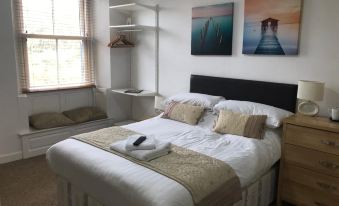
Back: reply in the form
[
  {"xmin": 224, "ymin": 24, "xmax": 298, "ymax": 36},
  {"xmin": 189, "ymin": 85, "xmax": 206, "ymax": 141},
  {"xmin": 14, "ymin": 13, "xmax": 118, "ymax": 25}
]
[
  {"xmin": 245, "ymin": 0, "xmax": 301, "ymax": 24},
  {"xmin": 192, "ymin": 4, "xmax": 233, "ymax": 19}
]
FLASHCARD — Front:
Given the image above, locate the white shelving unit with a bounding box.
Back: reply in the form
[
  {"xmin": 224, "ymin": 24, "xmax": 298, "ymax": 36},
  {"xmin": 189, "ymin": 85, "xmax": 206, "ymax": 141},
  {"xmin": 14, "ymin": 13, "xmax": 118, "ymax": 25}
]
[{"xmin": 109, "ymin": 2, "xmax": 159, "ymax": 97}]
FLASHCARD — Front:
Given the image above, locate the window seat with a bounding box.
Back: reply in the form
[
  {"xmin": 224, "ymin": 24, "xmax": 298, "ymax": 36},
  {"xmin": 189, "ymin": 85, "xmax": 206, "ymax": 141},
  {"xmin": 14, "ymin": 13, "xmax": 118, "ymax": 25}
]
[{"xmin": 19, "ymin": 118, "xmax": 115, "ymax": 159}]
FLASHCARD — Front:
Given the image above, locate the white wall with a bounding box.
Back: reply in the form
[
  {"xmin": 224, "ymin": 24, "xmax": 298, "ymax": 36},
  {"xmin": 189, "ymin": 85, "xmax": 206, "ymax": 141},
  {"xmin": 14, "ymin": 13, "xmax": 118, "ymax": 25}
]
[
  {"xmin": 93, "ymin": 0, "xmax": 112, "ymax": 89},
  {"xmin": 132, "ymin": 0, "xmax": 339, "ymax": 119},
  {"xmin": 129, "ymin": 3, "xmax": 158, "ymax": 120},
  {"xmin": 0, "ymin": 0, "xmax": 22, "ymax": 163},
  {"xmin": 109, "ymin": 0, "xmax": 134, "ymax": 120},
  {"xmin": 93, "ymin": 0, "xmax": 133, "ymax": 121},
  {"xmin": 93, "ymin": 0, "xmax": 112, "ymax": 114}
]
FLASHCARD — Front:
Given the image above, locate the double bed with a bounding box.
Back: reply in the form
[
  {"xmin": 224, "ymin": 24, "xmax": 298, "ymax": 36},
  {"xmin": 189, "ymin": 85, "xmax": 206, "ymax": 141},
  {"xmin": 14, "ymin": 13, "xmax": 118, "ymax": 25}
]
[{"xmin": 47, "ymin": 75, "xmax": 298, "ymax": 206}]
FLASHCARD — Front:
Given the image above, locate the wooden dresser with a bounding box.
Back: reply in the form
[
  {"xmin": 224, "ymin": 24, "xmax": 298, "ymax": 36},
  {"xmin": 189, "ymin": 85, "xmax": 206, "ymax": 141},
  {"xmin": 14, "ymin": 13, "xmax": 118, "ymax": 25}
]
[{"xmin": 278, "ymin": 115, "xmax": 339, "ymax": 206}]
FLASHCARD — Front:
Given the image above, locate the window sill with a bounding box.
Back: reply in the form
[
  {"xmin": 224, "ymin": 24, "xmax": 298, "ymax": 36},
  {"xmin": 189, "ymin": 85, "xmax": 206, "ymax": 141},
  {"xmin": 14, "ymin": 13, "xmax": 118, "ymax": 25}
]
[
  {"xmin": 21, "ymin": 85, "xmax": 96, "ymax": 95},
  {"xmin": 18, "ymin": 86, "xmax": 97, "ymax": 98}
]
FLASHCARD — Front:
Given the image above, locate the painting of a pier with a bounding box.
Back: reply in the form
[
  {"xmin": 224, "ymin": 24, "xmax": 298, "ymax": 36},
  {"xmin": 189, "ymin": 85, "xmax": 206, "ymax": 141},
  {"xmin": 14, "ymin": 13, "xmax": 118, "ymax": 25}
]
[
  {"xmin": 191, "ymin": 3, "xmax": 234, "ymax": 55},
  {"xmin": 243, "ymin": 0, "xmax": 302, "ymax": 55}
]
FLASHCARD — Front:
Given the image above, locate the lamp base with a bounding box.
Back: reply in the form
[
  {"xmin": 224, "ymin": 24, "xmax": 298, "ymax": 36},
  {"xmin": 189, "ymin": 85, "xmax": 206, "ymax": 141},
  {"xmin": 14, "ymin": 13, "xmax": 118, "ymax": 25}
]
[{"xmin": 298, "ymin": 100, "xmax": 319, "ymax": 116}]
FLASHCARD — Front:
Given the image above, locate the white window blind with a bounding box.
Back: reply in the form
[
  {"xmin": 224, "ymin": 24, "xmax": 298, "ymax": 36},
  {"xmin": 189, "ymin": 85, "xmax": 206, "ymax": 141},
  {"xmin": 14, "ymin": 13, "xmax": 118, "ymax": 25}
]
[{"xmin": 15, "ymin": 0, "xmax": 94, "ymax": 93}]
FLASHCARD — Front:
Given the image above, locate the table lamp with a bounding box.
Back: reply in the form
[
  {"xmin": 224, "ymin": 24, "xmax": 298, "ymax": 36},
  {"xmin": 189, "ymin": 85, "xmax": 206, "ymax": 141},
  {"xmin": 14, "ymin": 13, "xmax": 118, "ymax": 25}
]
[{"xmin": 297, "ymin": 80, "xmax": 325, "ymax": 116}]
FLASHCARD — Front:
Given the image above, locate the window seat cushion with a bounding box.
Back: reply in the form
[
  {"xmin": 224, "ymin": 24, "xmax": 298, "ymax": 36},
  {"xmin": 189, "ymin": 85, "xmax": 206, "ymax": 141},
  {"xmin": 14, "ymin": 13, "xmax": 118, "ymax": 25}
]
[
  {"xmin": 29, "ymin": 107, "xmax": 107, "ymax": 130},
  {"xmin": 29, "ymin": 113, "xmax": 75, "ymax": 130},
  {"xmin": 62, "ymin": 107, "xmax": 107, "ymax": 124}
]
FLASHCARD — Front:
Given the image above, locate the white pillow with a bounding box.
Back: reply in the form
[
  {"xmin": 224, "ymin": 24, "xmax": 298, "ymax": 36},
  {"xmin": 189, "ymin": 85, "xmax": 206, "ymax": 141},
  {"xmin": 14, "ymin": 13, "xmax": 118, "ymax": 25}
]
[
  {"xmin": 197, "ymin": 110, "xmax": 218, "ymax": 129},
  {"xmin": 164, "ymin": 93, "xmax": 225, "ymax": 109},
  {"xmin": 213, "ymin": 100, "xmax": 293, "ymax": 128}
]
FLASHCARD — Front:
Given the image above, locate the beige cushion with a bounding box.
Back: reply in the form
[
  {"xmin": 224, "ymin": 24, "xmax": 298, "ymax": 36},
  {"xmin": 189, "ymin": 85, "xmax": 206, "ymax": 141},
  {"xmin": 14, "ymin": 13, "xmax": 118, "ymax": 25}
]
[
  {"xmin": 213, "ymin": 110, "xmax": 267, "ymax": 139},
  {"xmin": 162, "ymin": 102, "xmax": 204, "ymax": 125},
  {"xmin": 29, "ymin": 113, "xmax": 75, "ymax": 130},
  {"xmin": 63, "ymin": 107, "xmax": 107, "ymax": 124}
]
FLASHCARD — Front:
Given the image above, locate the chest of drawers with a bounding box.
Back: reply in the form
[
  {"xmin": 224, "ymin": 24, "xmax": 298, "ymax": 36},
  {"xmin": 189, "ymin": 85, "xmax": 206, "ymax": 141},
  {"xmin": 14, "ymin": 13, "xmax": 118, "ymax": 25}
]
[{"xmin": 278, "ymin": 115, "xmax": 339, "ymax": 206}]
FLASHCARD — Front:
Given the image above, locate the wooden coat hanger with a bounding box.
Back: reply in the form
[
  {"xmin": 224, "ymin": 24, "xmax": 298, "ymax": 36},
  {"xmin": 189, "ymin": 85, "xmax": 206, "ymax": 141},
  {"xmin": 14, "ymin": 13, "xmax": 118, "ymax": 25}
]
[{"xmin": 108, "ymin": 34, "xmax": 135, "ymax": 48}]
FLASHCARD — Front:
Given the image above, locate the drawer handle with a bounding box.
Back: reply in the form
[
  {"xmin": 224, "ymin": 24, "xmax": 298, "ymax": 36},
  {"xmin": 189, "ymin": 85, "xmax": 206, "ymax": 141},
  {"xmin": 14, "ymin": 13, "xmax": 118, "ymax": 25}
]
[
  {"xmin": 321, "ymin": 140, "xmax": 339, "ymax": 147},
  {"xmin": 319, "ymin": 161, "xmax": 339, "ymax": 170},
  {"xmin": 314, "ymin": 202, "xmax": 328, "ymax": 206},
  {"xmin": 316, "ymin": 182, "xmax": 338, "ymax": 192}
]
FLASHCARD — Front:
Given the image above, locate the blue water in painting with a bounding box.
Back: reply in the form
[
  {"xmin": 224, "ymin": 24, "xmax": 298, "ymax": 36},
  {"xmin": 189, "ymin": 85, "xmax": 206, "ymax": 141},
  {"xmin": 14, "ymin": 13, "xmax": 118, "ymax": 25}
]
[
  {"xmin": 191, "ymin": 16, "xmax": 233, "ymax": 55},
  {"xmin": 243, "ymin": 22, "xmax": 299, "ymax": 55}
]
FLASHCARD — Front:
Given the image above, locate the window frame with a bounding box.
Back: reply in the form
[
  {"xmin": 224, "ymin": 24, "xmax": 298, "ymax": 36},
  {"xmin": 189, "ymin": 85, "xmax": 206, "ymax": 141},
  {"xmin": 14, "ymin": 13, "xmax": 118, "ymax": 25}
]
[{"xmin": 15, "ymin": 0, "xmax": 95, "ymax": 93}]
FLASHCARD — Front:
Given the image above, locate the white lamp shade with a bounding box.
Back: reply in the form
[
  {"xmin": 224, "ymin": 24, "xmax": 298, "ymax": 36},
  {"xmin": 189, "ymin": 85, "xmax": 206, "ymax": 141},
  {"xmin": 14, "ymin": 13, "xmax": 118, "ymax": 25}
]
[
  {"xmin": 154, "ymin": 96, "xmax": 166, "ymax": 111},
  {"xmin": 297, "ymin": 80, "xmax": 324, "ymax": 101}
]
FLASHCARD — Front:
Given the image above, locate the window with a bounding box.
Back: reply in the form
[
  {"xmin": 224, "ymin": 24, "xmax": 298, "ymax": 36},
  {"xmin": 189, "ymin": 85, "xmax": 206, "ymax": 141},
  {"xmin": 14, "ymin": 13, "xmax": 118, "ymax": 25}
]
[{"xmin": 15, "ymin": 0, "xmax": 94, "ymax": 92}]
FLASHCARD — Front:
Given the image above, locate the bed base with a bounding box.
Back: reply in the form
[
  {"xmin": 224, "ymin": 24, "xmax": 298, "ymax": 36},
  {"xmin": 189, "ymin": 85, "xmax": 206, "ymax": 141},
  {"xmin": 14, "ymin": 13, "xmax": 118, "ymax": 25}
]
[{"xmin": 56, "ymin": 165, "xmax": 277, "ymax": 206}]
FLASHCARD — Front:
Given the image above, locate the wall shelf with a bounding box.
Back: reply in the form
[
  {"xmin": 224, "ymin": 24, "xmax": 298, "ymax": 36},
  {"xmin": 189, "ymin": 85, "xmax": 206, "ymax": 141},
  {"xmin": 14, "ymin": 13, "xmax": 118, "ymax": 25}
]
[
  {"xmin": 109, "ymin": 24, "xmax": 156, "ymax": 32},
  {"xmin": 111, "ymin": 89, "xmax": 156, "ymax": 97},
  {"xmin": 108, "ymin": 44, "xmax": 135, "ymax": 48},
  {"xmin": 109, "ymin": 3, "xmax": 156, "ymax": 12}
]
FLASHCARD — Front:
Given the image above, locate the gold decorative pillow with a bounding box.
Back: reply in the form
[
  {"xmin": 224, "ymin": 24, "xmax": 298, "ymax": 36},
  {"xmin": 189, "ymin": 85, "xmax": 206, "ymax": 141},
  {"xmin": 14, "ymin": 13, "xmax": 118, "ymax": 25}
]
[
  {"xmin": 213, "ymin": 110, "xmax": 267, "ymax": 139},
  {"xmin": 162, "ymin": 101, "xmax": 204, "ymax": 125}
]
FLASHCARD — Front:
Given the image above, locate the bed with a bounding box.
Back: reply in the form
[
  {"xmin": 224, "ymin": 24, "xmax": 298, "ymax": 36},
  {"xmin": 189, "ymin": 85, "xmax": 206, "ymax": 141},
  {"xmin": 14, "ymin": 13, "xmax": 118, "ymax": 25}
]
[{"xmin": 47, "ymin": 75, "xmax": 298, "ymax": 206}]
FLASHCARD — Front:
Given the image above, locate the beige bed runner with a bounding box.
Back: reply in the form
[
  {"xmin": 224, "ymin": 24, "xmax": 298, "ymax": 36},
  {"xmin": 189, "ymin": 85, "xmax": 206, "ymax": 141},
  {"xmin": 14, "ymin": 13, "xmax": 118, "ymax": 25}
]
[{"xmin": 73, "ymin": 126, "xmax": 242, "ymax": 206}]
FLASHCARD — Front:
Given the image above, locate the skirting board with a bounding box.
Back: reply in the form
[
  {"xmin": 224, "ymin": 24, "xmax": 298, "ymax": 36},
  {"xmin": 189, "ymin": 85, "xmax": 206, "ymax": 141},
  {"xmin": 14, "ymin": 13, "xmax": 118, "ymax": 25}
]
[{"xmin": 0, "ymin": 151, "xmax": 22, "ymax": 164}]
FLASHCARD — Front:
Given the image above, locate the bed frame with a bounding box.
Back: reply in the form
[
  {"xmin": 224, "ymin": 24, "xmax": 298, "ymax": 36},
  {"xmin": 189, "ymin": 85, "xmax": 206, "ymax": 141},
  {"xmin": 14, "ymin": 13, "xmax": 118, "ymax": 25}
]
[{"xmin": 190, "ymin": 75, "xmax": 298, "ymax": 113}]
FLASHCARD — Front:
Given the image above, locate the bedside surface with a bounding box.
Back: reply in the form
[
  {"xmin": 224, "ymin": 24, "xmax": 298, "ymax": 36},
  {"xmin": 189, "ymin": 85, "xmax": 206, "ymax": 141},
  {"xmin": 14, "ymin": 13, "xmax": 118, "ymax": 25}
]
[{"xmin": 284, "ymin": 115, "xmax": 339, "ymax": 133}]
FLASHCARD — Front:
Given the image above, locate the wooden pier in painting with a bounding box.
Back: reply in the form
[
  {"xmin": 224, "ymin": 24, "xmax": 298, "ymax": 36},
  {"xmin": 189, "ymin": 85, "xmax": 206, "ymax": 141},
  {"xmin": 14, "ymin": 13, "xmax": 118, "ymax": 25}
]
[{"xmin": 254, "ymin": 18, "xmax": 285, "ymax": 55}]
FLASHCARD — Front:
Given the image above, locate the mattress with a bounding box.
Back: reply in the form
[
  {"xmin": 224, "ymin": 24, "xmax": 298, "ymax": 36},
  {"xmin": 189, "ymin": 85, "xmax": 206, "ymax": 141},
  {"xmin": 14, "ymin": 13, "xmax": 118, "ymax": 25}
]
[{"xmin": 47, "ymin": 114, "xmax": 281, "ymax": 206}]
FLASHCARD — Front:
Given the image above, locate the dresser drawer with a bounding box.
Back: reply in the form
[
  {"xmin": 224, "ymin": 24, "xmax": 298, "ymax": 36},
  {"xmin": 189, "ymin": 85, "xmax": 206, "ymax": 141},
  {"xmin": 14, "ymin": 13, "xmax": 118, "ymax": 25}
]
[
  {"xmin": 285, "ymin": 144, "xmax": 339, "ymax": 177},
  {"xmin": 285, "ymin": 124, "xmax": 339, "ymax": 155},
  {"xmin": 282, "ymin": 180, "xmax": 339, "ymax": 206},
  {"xmin": 284, "ymin": 164, "xmax": 339, "ymax": 196}
]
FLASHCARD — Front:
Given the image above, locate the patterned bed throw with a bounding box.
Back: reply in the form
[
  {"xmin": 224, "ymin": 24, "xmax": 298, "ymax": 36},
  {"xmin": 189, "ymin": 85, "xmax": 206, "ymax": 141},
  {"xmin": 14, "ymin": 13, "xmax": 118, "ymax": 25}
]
[{"xmin": 73, "ymin": 126, "xmax": 242, "ymax": 206}]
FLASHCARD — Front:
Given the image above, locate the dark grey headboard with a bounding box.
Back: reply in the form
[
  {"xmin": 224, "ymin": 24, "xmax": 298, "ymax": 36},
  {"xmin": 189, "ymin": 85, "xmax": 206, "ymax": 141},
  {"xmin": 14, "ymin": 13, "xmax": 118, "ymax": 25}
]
[{"xmin": 190, "ymin": 75, "xmax": 298, "ymax": 113}]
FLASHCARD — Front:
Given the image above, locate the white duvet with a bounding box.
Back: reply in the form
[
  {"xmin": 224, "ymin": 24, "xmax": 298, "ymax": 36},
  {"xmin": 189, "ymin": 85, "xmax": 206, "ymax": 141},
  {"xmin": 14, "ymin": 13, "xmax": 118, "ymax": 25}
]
[{"xmin": 47, "ymin": 114, "xmax": 281, "ymax": 206}]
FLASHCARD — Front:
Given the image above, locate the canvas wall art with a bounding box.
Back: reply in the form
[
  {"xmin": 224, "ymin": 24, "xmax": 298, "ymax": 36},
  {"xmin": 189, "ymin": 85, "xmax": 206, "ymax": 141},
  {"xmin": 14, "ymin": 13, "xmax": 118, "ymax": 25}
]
[
  {"xmin": 191, "ymin": 3, "xmax": 234, "ymax": 55},
  {"xmin": 243, "ymin": 0, "xmax": 302, "ymax": 55}
]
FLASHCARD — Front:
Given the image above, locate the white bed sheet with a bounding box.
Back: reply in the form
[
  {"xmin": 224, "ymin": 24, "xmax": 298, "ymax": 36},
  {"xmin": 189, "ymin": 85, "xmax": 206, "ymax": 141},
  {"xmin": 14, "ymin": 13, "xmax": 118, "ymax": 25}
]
[{"xmin": 47, "ymin": 115, "xmax": 281, "ymax": 206}]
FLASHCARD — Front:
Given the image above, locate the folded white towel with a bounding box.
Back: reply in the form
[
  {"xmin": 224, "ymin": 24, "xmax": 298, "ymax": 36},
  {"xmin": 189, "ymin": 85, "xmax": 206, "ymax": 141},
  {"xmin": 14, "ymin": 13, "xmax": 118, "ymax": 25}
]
[
  {"xmin": 125, "ymin": 135, "xmax": 156, "ymax": 151},
  {"xmin": 110, "ymin": 139, "xmax": 171, "ymax": 161}
]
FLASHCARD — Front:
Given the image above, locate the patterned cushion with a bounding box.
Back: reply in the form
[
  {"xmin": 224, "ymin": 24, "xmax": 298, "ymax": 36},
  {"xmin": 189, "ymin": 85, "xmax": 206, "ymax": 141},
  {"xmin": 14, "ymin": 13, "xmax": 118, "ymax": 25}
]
[
  {"xmin": 213, "ymin": 110, "xmax": 267, "ymax": 139},
  {"xmin": 162, "ymin": 102, "xmax": 205, "ymax": 125}
]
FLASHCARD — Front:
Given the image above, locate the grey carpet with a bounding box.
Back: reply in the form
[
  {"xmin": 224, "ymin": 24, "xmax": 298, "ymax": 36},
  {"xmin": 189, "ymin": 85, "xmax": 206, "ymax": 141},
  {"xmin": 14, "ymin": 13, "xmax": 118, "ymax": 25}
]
[
  {"xmin": 0, "ymin": 156, "xmax": 289, "ymax": 206},
  {"xmin": 0, "ymin": 155, "xmax": 57, "ymax": 206}
]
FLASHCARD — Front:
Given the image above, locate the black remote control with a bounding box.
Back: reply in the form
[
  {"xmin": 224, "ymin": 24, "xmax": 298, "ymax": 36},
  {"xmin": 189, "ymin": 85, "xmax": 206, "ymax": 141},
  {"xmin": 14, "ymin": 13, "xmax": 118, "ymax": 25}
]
[{"xmin": 133, "ymin": 136, "xmax": 147, "ymax": 146}]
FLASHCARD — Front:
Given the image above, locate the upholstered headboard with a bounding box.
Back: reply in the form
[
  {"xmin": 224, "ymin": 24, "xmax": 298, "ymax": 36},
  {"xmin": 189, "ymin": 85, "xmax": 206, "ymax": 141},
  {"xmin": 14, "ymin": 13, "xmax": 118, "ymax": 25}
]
[{"xmin": 190, "ymin": 75, "xmax": 298, "ymax": 113}]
